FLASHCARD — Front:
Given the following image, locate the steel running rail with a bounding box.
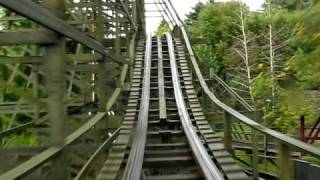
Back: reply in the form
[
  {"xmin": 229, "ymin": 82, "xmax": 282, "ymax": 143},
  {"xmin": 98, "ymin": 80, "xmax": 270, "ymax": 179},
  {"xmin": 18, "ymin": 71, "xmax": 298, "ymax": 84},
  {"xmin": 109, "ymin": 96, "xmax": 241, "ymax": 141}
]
[
  {"xmin": 166, "ymin": 33, "xmax": 225, "ymax": 180},
  {"xmin": 122, "ymin": 35, "xmax": 152, "ymax": 180}
]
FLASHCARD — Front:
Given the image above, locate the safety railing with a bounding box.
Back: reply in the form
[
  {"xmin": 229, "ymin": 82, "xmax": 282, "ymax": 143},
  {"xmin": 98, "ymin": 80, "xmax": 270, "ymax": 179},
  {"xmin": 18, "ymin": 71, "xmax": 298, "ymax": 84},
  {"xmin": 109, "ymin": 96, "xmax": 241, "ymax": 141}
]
[
  {"xmin": 178, "ymin": 24, "xmax": 320, "ymax": 180},
  {"xmin": 158, "ymin": 0, "xmax": 320, "ymax": 179}
]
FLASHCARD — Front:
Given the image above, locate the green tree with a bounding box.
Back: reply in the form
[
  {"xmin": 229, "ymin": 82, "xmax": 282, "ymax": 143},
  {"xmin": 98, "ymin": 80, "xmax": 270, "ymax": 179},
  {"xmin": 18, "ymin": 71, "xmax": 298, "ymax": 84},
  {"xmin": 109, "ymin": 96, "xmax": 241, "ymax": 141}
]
[
  {"xmin": 189, "ymin": 2, "xmax": 242, "ymax": 75},
  {"xmin": 185, "ymin": 2, "xmax": 206, "ymax": 28},
  {"xmin": 288, "ymin": 2, "xmax": 320, "ymax": 89},
  {"xmin": 185, "ymin": 0, "xmax": 320, "ymax": 133},
  {"xmin": 155, "ymin": 20, "xmax": 170, "ymax": 36},
  {"xmin": 269, "ymin": 0, "xmax": 313, "ymax": 10}
]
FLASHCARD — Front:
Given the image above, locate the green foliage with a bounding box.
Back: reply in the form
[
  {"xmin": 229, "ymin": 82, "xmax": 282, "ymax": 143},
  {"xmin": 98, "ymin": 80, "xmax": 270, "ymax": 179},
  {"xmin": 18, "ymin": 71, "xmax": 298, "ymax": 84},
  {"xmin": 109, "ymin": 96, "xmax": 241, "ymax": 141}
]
[
  {"xmin": 188, "ymin": 2, "xmax": 246, "ymax": 75},
  {"xmin": 288, "ymin": 3, "xmax": 320, "ymax": 89},
  {"xmin": 0, "ymin": 8, "xmax": 38, "ymax": 147},
  {"xmin": 290, "ymin": 48, "xmax": 320, "ymax": 89},
  {"xmin": 253, "ymin": 73, "xmax": 273, "ymax": 99},
  {"xmin": 155, "ymin": 20, "xmax": 170, "ymax": 36},
  {"xmin": 269, "ymin": 0, "xmax": 313, "ymax": 10},
  {"xmin": 186, "ymin": 1, "xmax": 320, "ymax": 135},
  {"xmin": 191, "ymin": 2, "xmax": 242, "ymax": 45},
  {"xmin": 185, "ymin": 2, "xmax": 206, "ymax": 28},
  {"xmin": 3, "ymin": 131, "xmax": 37, "ymax": 147},
  {"xmin": 303, "ymin": 140, "xmax": 320, "ymax": 164}
]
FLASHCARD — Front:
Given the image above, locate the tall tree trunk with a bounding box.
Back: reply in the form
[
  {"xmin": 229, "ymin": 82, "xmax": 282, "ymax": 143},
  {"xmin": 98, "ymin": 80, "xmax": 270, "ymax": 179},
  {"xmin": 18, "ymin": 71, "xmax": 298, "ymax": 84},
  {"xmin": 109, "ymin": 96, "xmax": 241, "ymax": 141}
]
[
  {"xmin": 239, "ymin": 3, "xmax": 255, "ymax": 104},
  {"xmin": 268, "ymin": 0, "xmax": 276, "ymax": 107}
]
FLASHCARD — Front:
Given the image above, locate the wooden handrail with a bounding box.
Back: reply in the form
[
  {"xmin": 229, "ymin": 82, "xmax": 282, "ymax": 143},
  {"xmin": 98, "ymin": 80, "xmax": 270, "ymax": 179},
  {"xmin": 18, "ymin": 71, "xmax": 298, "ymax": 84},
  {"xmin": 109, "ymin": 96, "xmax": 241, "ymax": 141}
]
[{"xmin": 177, "ymin": 25, "xmax": 320, "ymax": 158}]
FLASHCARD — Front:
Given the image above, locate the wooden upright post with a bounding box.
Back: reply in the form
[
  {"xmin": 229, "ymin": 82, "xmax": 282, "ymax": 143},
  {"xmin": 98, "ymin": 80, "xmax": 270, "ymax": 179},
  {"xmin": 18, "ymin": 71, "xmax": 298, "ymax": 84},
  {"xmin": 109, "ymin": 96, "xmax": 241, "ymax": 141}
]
[
  {"xmin": 96, "ymin": 0, "xmax": 107, "ymax": 112},
  {"xmin": 43, "ymin": 0, "xmax": 67, "ymax": 179},
  {"xmin": 115, "ymin": 4, "xmax": 121, "ymax": 56},
  {"xmin": 251, "ymin": 112, "xmax": 260, "ymax": 179},
  {"xmin": 32, "ymin": 65, "xmax": 40, "ymax": 121},
  {"xmin": 251, "ymin": 128, "xmax": 259, "ymax": 179},
  {"xmin": 224, "ymin": 111, "xmax": 232, "ymax": 152},
  {"xmin": 31, "ymin": 23, "xmax": 40, "ymax": 121},
  {"xmin": 300, "ymin": 115, "xmax": 305, "ymax": 142},
  {"xmin": 279, "ymin": 143, "xmax": 292, "ymax": 180}
]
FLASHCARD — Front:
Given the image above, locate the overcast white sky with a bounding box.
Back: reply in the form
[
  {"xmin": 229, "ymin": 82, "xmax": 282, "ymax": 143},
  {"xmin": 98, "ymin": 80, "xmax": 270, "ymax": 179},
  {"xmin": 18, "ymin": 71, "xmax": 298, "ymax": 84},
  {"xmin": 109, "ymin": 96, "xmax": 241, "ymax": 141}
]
[{"xmin": 146, "ymin": 0, "xmax": 265, "ymax": 33}]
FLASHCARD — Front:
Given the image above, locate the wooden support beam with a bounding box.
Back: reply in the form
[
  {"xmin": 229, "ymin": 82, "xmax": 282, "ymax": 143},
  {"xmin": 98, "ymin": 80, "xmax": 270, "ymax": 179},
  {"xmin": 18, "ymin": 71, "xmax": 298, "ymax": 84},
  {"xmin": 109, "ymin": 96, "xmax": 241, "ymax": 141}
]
[
  {"xmin": 0, "ymin": 30, "xmax": 129, "ymax": 48},
  {"xmin": 67, "ymin": 54, "xmax": 102, "ymax": 63},
  {"xmin": 0, "ymin": 105, "xmax": 46, "ymax": 114},
  {"xmin": 0, "ymin": 113, "xmax": 106, "ymax": 179},
  {"xmin": 0, "ymin": 54, "xmax": 103, "ymax": 64},
  {"xmin": 66, "ymin": 64, "xmax": 98, "ymax": 72},
  {"xmin": 0, "ymin": 56, "xmax": 42, "ymax": 64},
  {"xmin": 66, "ymin": 1, "xmax": 125, "ymax": 9},
  {"xmin": 0, "ymin": 0, "xmax": 130, "ymax": 64},
  {"xmin": 0, "ymin": 30, "xmax": 57, "ymax": 45}
]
